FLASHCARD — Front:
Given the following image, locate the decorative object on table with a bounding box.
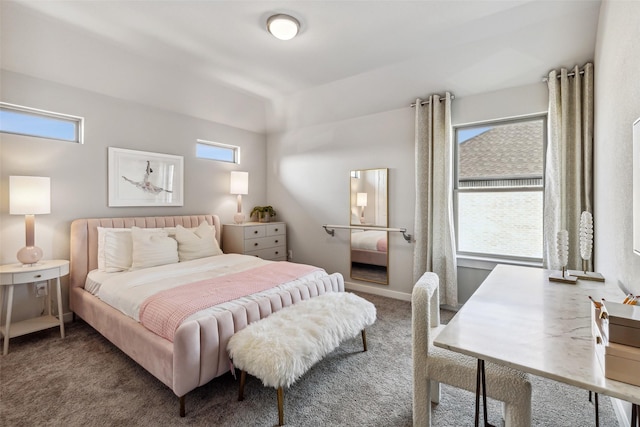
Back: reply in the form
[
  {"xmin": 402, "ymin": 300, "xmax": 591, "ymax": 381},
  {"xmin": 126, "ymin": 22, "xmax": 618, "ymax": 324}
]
[
  {"xmin": 250, "ymin": 205, "xmax": 276, "ymax": 223},
  {"xmin": 230, "ymin": 171, "xmax": 249, "ymax": 224},
  {"xmin": 569, "ymin": 211, "xmax": 605, "ymax": 282},
  {"xmin": 108, "ymin": 147, "xmax": 183, "ymax": 207},
  {"xmin": 549, "ymin": 230, "xmax": 577, "ymax": 283},
  {"xmin": 9, "ymin": 176, "xmax": 50, "ymax": 265}
]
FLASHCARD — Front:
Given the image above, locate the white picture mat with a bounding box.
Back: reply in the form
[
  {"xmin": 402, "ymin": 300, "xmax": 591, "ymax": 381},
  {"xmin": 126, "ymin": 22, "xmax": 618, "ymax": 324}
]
[{"xmin": 108, "ymin": 147, "xmax": 184, "ymax": 207}]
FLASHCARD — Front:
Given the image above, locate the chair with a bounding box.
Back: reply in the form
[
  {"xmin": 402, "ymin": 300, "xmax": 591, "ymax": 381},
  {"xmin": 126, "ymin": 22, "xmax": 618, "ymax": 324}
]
[{"xmin": 412, "ymin": 272, "xmax": 532, "ymax": 427}]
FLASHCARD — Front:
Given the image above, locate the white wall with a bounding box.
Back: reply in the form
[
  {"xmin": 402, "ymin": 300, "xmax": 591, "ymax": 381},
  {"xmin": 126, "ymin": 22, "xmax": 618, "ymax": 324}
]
[
  {"xmin": 267, "ymin": 82, "xmax": 547, "ymax": 301},
  {"xmin": 593, "ymin": 0, "xmax": 640, "ymax": 296},
  {"xmin": 593, "ymin": 2, "xmax": 640, "ymax": 423},
  {"xmin": 0, "ymin": 70, "xmax": 267, "ymax": 322}
]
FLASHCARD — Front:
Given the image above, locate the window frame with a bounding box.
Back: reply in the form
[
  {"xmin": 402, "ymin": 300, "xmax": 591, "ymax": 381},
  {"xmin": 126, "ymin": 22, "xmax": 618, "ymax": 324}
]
[
  {"xmin": 453, "ymin": 114, "xmax": 547, "ymax": 265},
  {"xmin": 0, "ymin": 102, "xmax": 84, "ymax": 144},
  {"xmin": 196, "ymin": 139, "xmax": 240, "ymax": 164}
]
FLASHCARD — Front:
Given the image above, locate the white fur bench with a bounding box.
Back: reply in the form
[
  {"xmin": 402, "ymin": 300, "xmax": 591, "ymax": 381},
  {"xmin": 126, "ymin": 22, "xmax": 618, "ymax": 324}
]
[{"xmin": 227, "ymin": 291, "xmax": 376, "ymax": 426}]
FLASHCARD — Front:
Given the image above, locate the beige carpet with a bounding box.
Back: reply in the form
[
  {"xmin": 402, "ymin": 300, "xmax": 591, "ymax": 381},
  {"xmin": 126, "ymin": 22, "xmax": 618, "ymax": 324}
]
[{"xmin": 0, "ymin": 292, "xmax": 617, "ymax": 426}]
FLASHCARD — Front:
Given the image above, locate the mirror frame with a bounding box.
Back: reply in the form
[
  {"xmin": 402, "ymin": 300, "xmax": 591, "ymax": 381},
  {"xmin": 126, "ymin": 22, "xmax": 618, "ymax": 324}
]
[{"xmin": 349, "ymin": 168, "xmax": 389, "ymax": 285}]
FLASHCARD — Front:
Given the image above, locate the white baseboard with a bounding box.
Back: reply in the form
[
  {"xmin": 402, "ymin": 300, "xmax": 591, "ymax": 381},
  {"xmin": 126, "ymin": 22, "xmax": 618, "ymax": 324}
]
[
  {"xmin": 611, "ymin": 396, "xmax": 630, "ymax": 427},
  {"xmin": 344, "ymin": 281, "xmax": 411, "ymax": 301}
]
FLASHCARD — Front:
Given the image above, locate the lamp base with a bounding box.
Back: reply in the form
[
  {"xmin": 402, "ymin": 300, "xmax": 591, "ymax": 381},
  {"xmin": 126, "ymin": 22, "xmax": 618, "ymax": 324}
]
[
  {"xmin": 233, "ymin": 213, "xmax": 246, "ymax": 224},
  {"xmin": 17, "ymin": 246, "xmax": 43, "ymax": 266}
]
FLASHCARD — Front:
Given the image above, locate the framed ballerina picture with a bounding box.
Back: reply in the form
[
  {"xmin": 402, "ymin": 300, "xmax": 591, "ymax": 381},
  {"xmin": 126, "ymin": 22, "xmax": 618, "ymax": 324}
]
[{"xmin": 108, "ymin": 147, "xmax": 184, "ymax": 207}]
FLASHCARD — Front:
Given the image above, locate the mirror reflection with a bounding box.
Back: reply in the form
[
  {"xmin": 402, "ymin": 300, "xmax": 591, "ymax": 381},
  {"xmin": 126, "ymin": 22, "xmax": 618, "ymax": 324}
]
[{"xmin": 350, "ymin": 168, "xmax": 389, "ymax": 285}]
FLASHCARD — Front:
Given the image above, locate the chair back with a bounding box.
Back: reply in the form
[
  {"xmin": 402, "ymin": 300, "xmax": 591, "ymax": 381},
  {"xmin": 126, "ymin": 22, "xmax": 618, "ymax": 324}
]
[{"xmin": 411, "ymin": 272, "xmax": 440, "ymax": 360}]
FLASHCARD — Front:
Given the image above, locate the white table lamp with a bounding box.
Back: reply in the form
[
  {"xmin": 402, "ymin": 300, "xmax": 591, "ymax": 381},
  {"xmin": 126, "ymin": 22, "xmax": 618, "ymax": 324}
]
[
  {"xmin": 10, "ymin": 176, "xmax": 51, "ymax": 265},
  {"xmin": 230, "ymin": 171, "xmax": 248, "ymax": 224},
  {"xmin": 356, "ymin": 192, "xmax": 368, "ymax": 222}
]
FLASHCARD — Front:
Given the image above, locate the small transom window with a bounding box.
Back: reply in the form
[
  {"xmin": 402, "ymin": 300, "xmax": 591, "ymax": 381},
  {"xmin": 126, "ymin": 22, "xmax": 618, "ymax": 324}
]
[
  {"xmin": 196, "ymin": 139, "xmax": 240, "ymax": 164},
  {"xmin": 0, "ymin": 102, "xmax": 84, "ymax": 143}
]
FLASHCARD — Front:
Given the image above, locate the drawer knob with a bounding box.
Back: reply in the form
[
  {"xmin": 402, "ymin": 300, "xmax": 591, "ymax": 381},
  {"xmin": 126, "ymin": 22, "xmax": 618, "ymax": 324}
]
[
  {"xmin": 274, "ymin": 228, "xmax": 279, "ymax": 232},
  {"xmin": 254, "ymin": 243, "xmax": 259, "ymax": 247},
  {"xmin": 275, "ymin": 240, "xmax": 279, "ymax": 243},
  {"xmin": 254, "ymin": 230, "xmax": 258, "ymax": 234},
  {"xmin": 275, "ymin": 251, "xmax": 279, "ymax": 255},
  {"xmin": 35, "ymin": 274, "xmax": 42, "ymax": 278}
]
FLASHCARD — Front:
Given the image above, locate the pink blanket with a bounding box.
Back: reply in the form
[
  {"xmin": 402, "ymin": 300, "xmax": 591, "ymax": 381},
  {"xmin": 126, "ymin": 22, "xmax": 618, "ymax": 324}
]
[{"xmin": 139, "ymin": 262, "xmax": 321, "ymax": 341}]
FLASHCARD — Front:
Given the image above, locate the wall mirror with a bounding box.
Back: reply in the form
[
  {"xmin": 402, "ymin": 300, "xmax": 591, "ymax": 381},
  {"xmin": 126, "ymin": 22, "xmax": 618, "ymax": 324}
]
[{"xmin": 350, "ymin": 168, "xmax": 389, "ymax": 285}]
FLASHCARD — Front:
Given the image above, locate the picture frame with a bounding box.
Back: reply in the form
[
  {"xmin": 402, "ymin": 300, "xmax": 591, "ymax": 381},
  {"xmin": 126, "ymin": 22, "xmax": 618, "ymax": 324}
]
[{"xmin": 108, "ymin": 147, "xmax": 184, "ymax": 207}]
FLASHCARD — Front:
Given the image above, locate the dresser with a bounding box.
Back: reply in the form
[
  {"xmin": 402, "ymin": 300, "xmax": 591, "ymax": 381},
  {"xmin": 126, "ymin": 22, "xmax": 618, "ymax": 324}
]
[{"xmin": 222, "ymin": 222, "xmax": 287, "ymax": 261}]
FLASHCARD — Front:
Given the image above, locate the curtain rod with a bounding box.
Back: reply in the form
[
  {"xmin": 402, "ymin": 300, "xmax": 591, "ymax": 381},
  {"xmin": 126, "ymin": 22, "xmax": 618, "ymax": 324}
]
[
  {"xmin": 541, "ymin": 69, "xmax": 585, "ymax": 83},
  {"xmin": 410, "ymin": 94, "xmax": 455, "ymax": 108}
]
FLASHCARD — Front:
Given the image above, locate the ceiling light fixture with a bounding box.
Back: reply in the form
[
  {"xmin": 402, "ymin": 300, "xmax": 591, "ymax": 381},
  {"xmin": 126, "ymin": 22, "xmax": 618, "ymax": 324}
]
[{"xmin": 266, "ymin": 14, "xmax": 300, "ymax": 41}]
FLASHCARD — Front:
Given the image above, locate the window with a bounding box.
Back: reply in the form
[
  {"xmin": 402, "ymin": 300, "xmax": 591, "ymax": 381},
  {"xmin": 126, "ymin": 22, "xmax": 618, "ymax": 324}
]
[
  {"xmin": 0, "ymin": 102, "xmax": 84, "ymax": 143},
  {"xmin": 196, "ymin": 139, "xmax": 240, "ymax": 164},
  {"xmin": 454, "ymin": 116, "xmax": 546, "ymax": 261}
]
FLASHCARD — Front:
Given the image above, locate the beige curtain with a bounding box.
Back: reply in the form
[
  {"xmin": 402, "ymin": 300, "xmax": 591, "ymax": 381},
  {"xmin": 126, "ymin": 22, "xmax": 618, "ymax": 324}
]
[
  {"xmin": 413, "ymin": 93, "xmax": 458, "ymax": 307},
  {"xmin": 544, "ymin": 63, "xmax": 594, "ymax": 270}
]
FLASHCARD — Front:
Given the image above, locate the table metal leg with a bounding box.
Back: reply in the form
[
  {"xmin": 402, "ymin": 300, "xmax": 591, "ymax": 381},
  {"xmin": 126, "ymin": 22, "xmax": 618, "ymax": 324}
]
[
  {"xmin": 475, "ymin": 359, "xmax": 495, "ymax": 427},
  {"xmin": 594, "ymin": 392, "xmax": 599, "ymax": 427}
]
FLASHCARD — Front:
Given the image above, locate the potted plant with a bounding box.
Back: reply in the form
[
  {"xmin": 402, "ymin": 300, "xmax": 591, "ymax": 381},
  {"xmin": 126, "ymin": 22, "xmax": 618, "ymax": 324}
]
[{"xmin": 250, "ymin": 205, "xmax": 277, "ymax": 223}]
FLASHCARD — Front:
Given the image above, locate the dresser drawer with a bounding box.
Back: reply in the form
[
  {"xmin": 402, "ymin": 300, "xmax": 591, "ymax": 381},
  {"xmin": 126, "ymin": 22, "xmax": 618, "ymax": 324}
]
[
  {"xmin": 244, "ymin": 235, "xmax": 285, "ymax": 252},
  {"xmin": 246, "ymin": 246, "xmax": 287, "ymax": 260},
  {"xmin": 266, "ymin": 223, "xmax": 286, "ymax": 236},
  {"xmin": 244, "ymin": 225, "xmax": 266, "ymax": 239}
]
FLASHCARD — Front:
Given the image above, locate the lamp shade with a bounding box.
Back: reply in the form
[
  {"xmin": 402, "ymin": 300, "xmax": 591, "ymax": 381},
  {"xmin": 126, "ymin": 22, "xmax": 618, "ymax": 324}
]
[
  {"xmin": 356, "ymin": 192, "xmax": 368, "ymax": 207},
  {"xmin": 230, "ymin": 171, "xmax": 249, "ymax": 195},
  {"xmin": 10, "ymin": 176, "xmax": 51, "ymax": 214}
]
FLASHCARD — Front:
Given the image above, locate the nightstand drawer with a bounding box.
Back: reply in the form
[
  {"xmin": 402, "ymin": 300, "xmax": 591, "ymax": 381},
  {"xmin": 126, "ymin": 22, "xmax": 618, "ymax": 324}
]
[
  {"xmin": 244, "ymin": 226, "xmax": 266, "ymax": 239},
  {"xmin": 11, "ymin": 267, "xmax": 60, "ymax": 284},
  {"xmin": 244, "ymin": 236, "xmax": 285, "ymax": 251},
  {"xmin": 266, "ymin": 223, "xmax": 286, "ymax": 236}
]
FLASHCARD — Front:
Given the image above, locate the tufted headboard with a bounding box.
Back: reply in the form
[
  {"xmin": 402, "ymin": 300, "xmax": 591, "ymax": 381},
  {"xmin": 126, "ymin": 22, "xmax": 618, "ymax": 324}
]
[{"xmin": 69, "ymin": 214, "xmax": 221, "ymax": 291}]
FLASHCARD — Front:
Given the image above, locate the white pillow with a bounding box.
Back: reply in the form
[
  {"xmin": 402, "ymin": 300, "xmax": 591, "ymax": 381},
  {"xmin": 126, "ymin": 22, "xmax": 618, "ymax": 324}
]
[
  {"xmin": 97, "ymin": 227, "xmax": 133, "ymax": 272},
  {"xmin": 130, "ymin": 227, "xmax": 179, "ymax": 270},
  {"xmin": 174, "ymin": 221, "xmax": 223, "ymax": 261},
  {"xmin": 351, "ymin": 211, "xmax": 362, "ymax": 225}
]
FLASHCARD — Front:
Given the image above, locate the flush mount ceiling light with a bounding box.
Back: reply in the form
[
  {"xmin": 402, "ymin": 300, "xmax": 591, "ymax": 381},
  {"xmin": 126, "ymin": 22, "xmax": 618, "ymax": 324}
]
[{"xmin": 266, "ymin": 14, "xmax": 300, "ymax": 40}]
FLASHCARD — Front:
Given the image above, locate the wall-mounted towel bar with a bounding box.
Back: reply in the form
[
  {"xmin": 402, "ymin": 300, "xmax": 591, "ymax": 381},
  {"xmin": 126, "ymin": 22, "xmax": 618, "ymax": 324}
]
[{"xmin": 322, "ymin": 224, "xmax": 412, "ymax": 243}]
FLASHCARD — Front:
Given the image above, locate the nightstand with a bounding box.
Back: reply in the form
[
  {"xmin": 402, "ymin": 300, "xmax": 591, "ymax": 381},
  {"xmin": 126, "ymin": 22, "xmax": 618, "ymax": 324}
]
[
  {"xmin": 0, "ymin": 259, "xmax": 69, "ymax": 355},
  {"xmin": 222, "ymin": 222, "xmax": 287, "ymax": 261}
]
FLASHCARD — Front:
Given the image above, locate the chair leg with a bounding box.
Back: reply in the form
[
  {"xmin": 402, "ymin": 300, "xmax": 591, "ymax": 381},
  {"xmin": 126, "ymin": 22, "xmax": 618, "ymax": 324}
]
[
  {"xmin": 238, "ymin": 370, "xmax": 246, "ymax": 401},
  {"xmin": 430, "ymin": 380, "xmax": 441, "ymax": 404},
  {"xmin": 277, "ymin": 387, "xmax": 285, "ymax": 426},
  {"xmin": 594, "ymin": 392, "xmax": 599, "ymax": 427},
  {"xmin": 361, "ymin": 329, "xmax": 368, "ymax": 352}
]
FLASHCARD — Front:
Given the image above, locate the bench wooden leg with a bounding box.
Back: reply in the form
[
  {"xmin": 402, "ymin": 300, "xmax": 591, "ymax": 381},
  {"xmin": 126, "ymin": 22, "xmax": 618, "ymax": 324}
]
[
  {"xmin": 361, "ymin": 329, "xmax": 368, "ymax": 352},
  {"xmin": 238, "ymin": 370, "xmax": 246, "ymax": 401},
  {"xmin": 277, "ymin": 386, "xmax": 285, "ymax": 426},
  {"xmin": 179, "ymin": 395, "xmax": 185, "ymax": 417}
]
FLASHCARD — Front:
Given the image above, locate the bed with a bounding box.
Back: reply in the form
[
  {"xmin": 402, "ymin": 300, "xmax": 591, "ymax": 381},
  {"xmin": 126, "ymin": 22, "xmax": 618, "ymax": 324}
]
[
  {"xmin": 69, "ymin": 214, "xmax": 344, "ymax": 416},
  {"xmin": 350, "ymin": 229, "xmax": 388, "ymax": 267}
]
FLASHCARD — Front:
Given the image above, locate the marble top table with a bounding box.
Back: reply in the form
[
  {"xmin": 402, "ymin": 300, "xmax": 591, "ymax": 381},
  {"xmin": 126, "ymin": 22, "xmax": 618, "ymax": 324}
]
[{"xmin": 434, "ymin": 264, "xmax": 640, "ymax": 406}]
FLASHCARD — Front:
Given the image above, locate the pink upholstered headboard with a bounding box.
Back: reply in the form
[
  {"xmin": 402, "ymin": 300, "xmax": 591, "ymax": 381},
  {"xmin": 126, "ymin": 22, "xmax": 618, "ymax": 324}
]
[{"xmin": 69, "ymin": 215, "xmax": 221, "ymax": 290}]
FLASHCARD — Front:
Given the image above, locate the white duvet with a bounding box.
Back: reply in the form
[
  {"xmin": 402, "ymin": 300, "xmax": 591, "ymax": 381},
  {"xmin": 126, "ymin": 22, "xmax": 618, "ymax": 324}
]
[
  {"xmin": 351, "ymin": 230, "xmax": 387, "ymax": 251},
  {"xmin": 87, "ymin": 253, "xmax": 327, "ymax": 323}
]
